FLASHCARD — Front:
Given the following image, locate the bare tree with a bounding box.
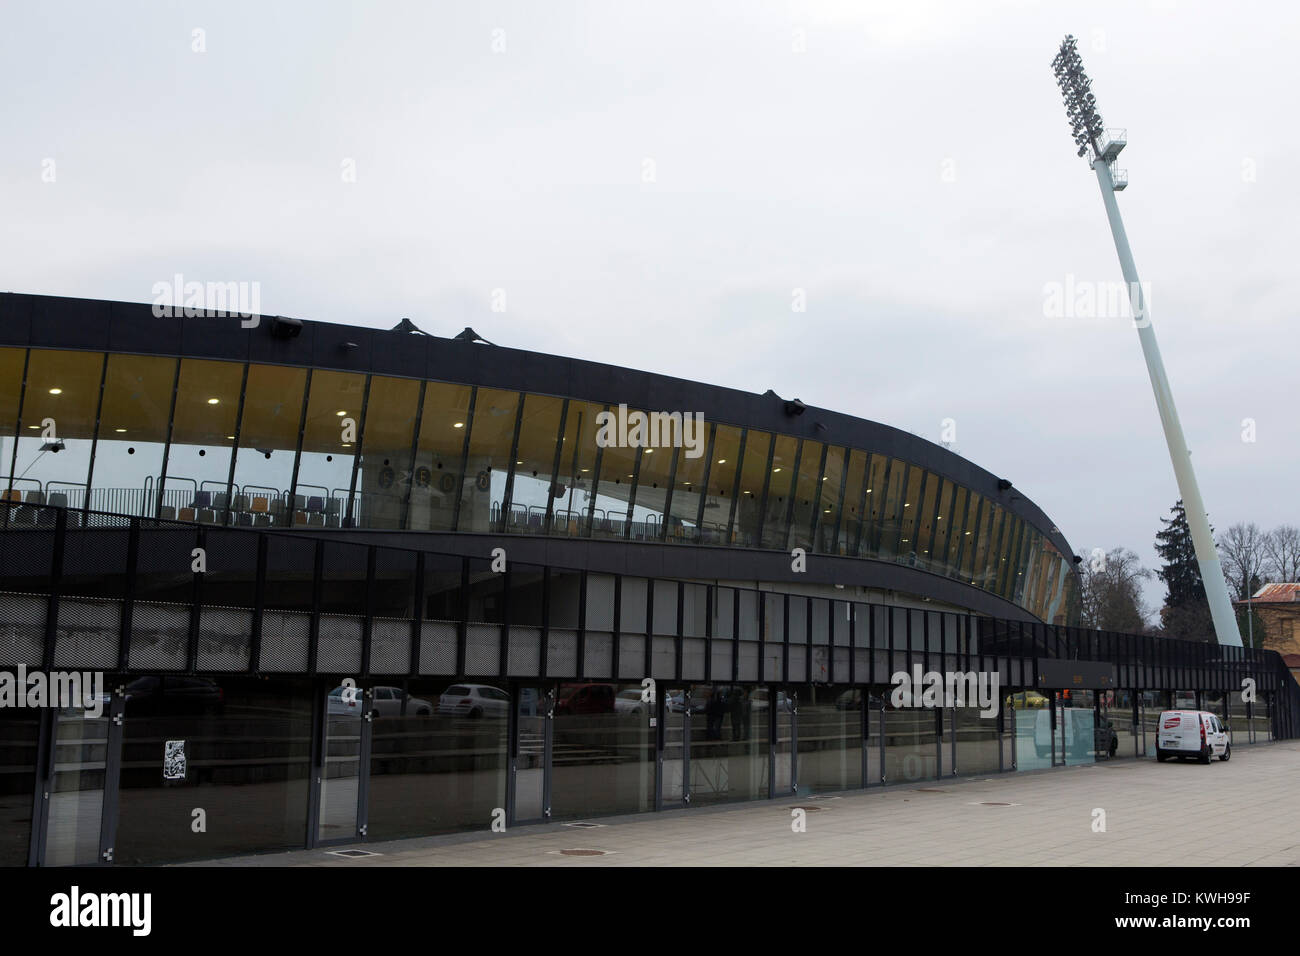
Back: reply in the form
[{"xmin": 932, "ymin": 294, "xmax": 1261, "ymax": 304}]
[
  {"xmin": 1264, "ymin": 525, "xmax": 1300, "ymax": 583},
  {"xmin": 1079, "ymin": 547, "xmax": 1152, "ymax": 632},
  {"xmin": 1217, "ymin": 522, "xmax": 1268, "ymax": 599}
]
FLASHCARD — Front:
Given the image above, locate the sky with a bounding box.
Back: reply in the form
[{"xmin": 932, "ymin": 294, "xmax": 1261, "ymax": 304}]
[{"xmin": 2, "ymin": 0, "xmax": 1297, "ymax": 621}]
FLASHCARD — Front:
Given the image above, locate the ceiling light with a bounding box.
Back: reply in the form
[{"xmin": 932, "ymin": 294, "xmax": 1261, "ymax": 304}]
[
  {"xmin": 207, "ymin": 398, "xmax": 220, "ymax": 405},
  {"xmin": 773, "ymin": 467, "xmax": 782, "ymax": 473},
  {"xmin": 643, "ymin": 448, "xmax": 653, "ymax": 454},
  {"xmin": 114, "ymin": 428, "xmax": 127, "ymax": 433},
  {"xmin": 717, "ymin": 459, "xmax": 726, "ymax": 464},
  {"xmin": 453, "ymin": 422, "xmax": 464, "ymax": 428},
  {"xmin": 48, "ymin": 388, "xmax": 62, "ymax": 395},
  {"xmin": 336, "ymin": 410, "xmax": 346, "ymax": 417}
]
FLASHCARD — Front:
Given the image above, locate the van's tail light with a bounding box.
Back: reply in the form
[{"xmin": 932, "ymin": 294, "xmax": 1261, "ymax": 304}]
[{"xmin": 1200, "ymin": 722, "xmax": 1207, "ymax": 745}]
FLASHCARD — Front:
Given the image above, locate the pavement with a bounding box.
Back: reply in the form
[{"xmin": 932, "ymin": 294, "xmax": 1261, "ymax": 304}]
[{"xmin": 197, "ymin": 740, "xmax": 1300, "ymax": 866}]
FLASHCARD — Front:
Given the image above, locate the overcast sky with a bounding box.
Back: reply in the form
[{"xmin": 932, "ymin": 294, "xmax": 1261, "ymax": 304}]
[{"xmin": 3, "ymin": 0, "xmax": 1296, "ymax": 619}]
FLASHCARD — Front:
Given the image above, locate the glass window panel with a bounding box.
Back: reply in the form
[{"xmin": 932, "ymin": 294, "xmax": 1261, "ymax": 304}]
[
  {"xmin": 876, "ymin": 460, "xmax": 906, "ymax": 561},
  {"xmin": 164, "ymin": 359, "xmax": 242, "ymax": 521},
  {"xmin": 664, "ymin": 424, "xmax": 710, "ymax": 544},
  {"xmin": 959, "ymin": 493, "xmax": 986, "ymax": 579},
  {"xmin": 591, "ymin": 416, "xmax": 637, "ymax": 540},
  {"xmin": 812, "ymin": 445, "xmax": 844, "ymax": 554},
  {"xmin": 912, "ymin": 472, "xmax": 941, "ymax": 573},
  {"xmin": 733, "ymin": 430, "xmax": 770, "ymax": 548},
  {"xmin": 11, "ymin": 349, "xmax": 102, "ymax": 510},
  {"xmin": 701, "ymin": 424, "xmax": 742, "ymax": 546},
  {"xmin": 503, "ymin": 393, "xmax": 563, "ymax": 536},
  {"xmin": 353, "ymin": 375, "xmax": 420, "ymax": 531},
  {"xmin": 231, "ymin": 364, "xmax": 307, "ymax": 527},
  {"xmin": 760, "ymin": 435, "xmax": 797, "ymax": 549},
  {"xmin": 458, "ymin": 388, "xmax": 519, "ymax": 533},
  {"xmin": 0, "ymin": 348, "xmax": 26, "ymax": 494},
  {"xmin": 859, "ymin": 454, "xmax": 888, "ymax": 558},
  {"xmin": 552, "ymin": 681, "xmax": 654, "ymax": 817},
  {"xmin": 90, "ymin": 354, "xmax": 177, "ymax": 518},
  {"xmin": 408, "ymin": 381, "xmax": 472, "ymax": 532},
  {"xmin": 552, "ymin": 400, "xmax": 603, "ymax": 537},
  {"xmin": 295, "ymin": 369, "xmax": 366, "ymax": 528},
  {"xmin": 787, "ymin": 440, "xmax": 823, "ymax": 553},
  {"xmin": 895, "ymin": 466, "xmax": 924, "ymax": 565},
  {"xmin": 114, "ymin": 677, "xmax": 311, "ymax": 862},
  {"xmin": 835, "ymin": 450, "xmax": 868, "ymax": 556},
  {"xmin": 946, "ymin": 486, "xmax": 970, "ymax": 574},
  {"xmin": 930, "ymin": 479, "xmax": 955, "ymax": 574},
  {"xmin": 367, "ymin": 678, "xmax": 507, "ymax": 841},
  {"xmin": 631, "ymin": 425, "xmax": 675, "ymax": 542}
]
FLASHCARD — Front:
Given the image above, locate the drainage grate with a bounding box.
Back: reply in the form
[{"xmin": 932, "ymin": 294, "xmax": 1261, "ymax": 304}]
[
  {"xmin": 563, "ymin": 822, "xmax": 605, "ymax": 829},
  {"xmin": 559, "ymin": 848, "xmax": 609, "ymax": 856},
  {"xmin": 970, "ymin": 801, "xmax": 1020, "ymax": 807},
  {"xmin": 326, "ymin": 848, "xmax": 382, "ymax": 858}
]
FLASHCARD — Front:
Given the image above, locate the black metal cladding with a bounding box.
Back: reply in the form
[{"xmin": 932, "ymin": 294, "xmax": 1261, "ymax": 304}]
[{"xmin": 0, "ymin": 505, "xmax": 1294, "ymax": 741}]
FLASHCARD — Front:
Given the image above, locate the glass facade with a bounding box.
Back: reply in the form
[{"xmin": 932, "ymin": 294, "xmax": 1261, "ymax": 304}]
[
  {"xmin": 0, "ymin": 509, "xmax": 1290, "ymax": 865},
  {"xmin": 0, "ymin": 345, "xmax": 1105, "ymax": 623}
]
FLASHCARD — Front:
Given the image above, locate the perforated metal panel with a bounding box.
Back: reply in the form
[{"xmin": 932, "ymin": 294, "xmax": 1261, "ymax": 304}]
[
  {"xmin": 617, "ymin": 635, "xmax": 644, "ymax": 680},
  {"xmin": 682, "ymin": 637, "xmax": 705, "ymax": 680},
  {"xmin": 370, "ymin": 618, "xmax": 411, "ymax": 674},
  {"xmin": 736, "ymin": 641, "xmax": 759, "ymax": 681},
  {"xmin": 419, "ymin": 620, "xmax": 457, "ymax": 675},
  {"xmin": 259, "ymin": 611, "xmax": 310, "ymax": 672},
  {"xmin": 710, "ymin": 640, "xmax": 731, "ymax": 680},
  {"xmin": 465, "ymin": 623, "xmax": 501, "ymax": 676},
  {"xmin": 54, "ymin": 598, "xmax": 120, "ymax": 669},
  {"xmin": 787, "ymin": 654, "xmax": 806, "ymax": 683},
  {"xmin": 317, "ymin": 613, "xmax": 363, "ymax": 673},
  {"xmin": 651, "ymin": 636, "xmax": 674, "ymax": 679},
  {"xmin": 508, "ymin": 625, "xmax": 541, "ymax": 676},
  {"xmin": 197, "ymin": 605, "xmax": 252, "ymax": 671},
  {"xmin": 0, "ymin": 592, "xmax": 46, "ymax": 666},
  {"xmin": 129, "ymin": 601, "xmax": 190, "ymax": 670},
  {"xmin": 548, "ymin": 628, "xmax": 578, "ymax": 678},
  {"xmin": 583, "ymin": 631, "xmax": 613, "ymax": 678}
]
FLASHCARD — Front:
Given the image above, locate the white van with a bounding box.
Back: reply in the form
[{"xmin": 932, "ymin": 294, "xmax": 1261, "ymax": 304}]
[{"xmin": 1156, "ymin": 710, "xmax": 1230, "ymax": 764}]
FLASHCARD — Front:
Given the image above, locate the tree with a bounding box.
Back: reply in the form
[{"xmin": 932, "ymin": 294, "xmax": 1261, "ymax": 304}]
[
  {"xmin": 1218, "ymin": 522, "xmax": 1268, "ymax": 599},
  {"xmin": 1079, "ymin": 547, "xmax": 1152, "ymax": 633},
  {"xmin": 1264, "ymin": 525, "xmax": 1300, "ymax": 583},
  {"xmin": 1154, "ymin": 500, "xmax": 1214, "ymax": 641}
]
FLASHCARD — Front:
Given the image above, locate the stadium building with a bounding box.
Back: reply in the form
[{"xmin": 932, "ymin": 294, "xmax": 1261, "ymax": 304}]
[{"xmin": 0, "ymin": 292, "xmax": 1293, "ymax": 866}]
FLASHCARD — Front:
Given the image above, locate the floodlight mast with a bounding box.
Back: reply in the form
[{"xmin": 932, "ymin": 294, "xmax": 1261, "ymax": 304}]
[{"xmin": 1051, "ymin": 35, "xmax": 1242, "ymax": 647}]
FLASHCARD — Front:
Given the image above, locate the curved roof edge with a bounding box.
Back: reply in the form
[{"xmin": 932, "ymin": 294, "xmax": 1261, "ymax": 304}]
[{"xmin": 0, "ymin": 291, "xmax": 1080, "ymax": 572}]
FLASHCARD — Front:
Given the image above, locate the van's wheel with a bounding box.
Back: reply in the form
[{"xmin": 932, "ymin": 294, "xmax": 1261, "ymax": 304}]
[
  {"xmin": 1219, "ymin": 743, "xmax": 1231, "ymax": 762},
  {"xmin": 1198, "ymin": 745, "xmax": 1212, "ymax": 764},
  {"xmin": 1156, "ymin": 749, "xmax": 1169, "ymax": 762}
]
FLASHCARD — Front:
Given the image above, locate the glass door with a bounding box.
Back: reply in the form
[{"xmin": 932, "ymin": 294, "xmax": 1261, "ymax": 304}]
[
  {"xmin": 512, "ymin": 684, "xmax": 551, "ymax": 823},
  {"xmin": 663, "ymin": 685, "xmax": 688, "ymax": 806},
  {"xmin": 773, "ymin": 686, "xmax": 795, "ymax": 796},
  {"xmin": 42, "ymin": 701, "xmax": 117, "ymax": 865},
  {"xmin": 316, "ymin": 680, "xmax": 367, "ymax": 844}
]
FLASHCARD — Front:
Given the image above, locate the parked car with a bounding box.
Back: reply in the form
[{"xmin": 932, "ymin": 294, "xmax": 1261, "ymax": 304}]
[
  {"xmin": 554, "ymin": 682, "xmax": 616, "ymax": 715},
  {"xmin": 614, "ymin": 688, "xmax": 647, "ymax": 715},
  {"xmin": 437, "ymin": 684, "xmax": 510, "ymax": 718},
  {"xmin": 371, "ymin": 686, "xmax": 433, "ymax": 717},
  {"xmin": 124, "ymin": 676, "xmax": 225, "ymax": 717},
  {"xmin": 1006, "ymin": 690, "xmax": 1050, "ymax": 710},
  {"xmin": 1156, "ymin": 710, "xmax": 1230, "ymax": 764}
]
